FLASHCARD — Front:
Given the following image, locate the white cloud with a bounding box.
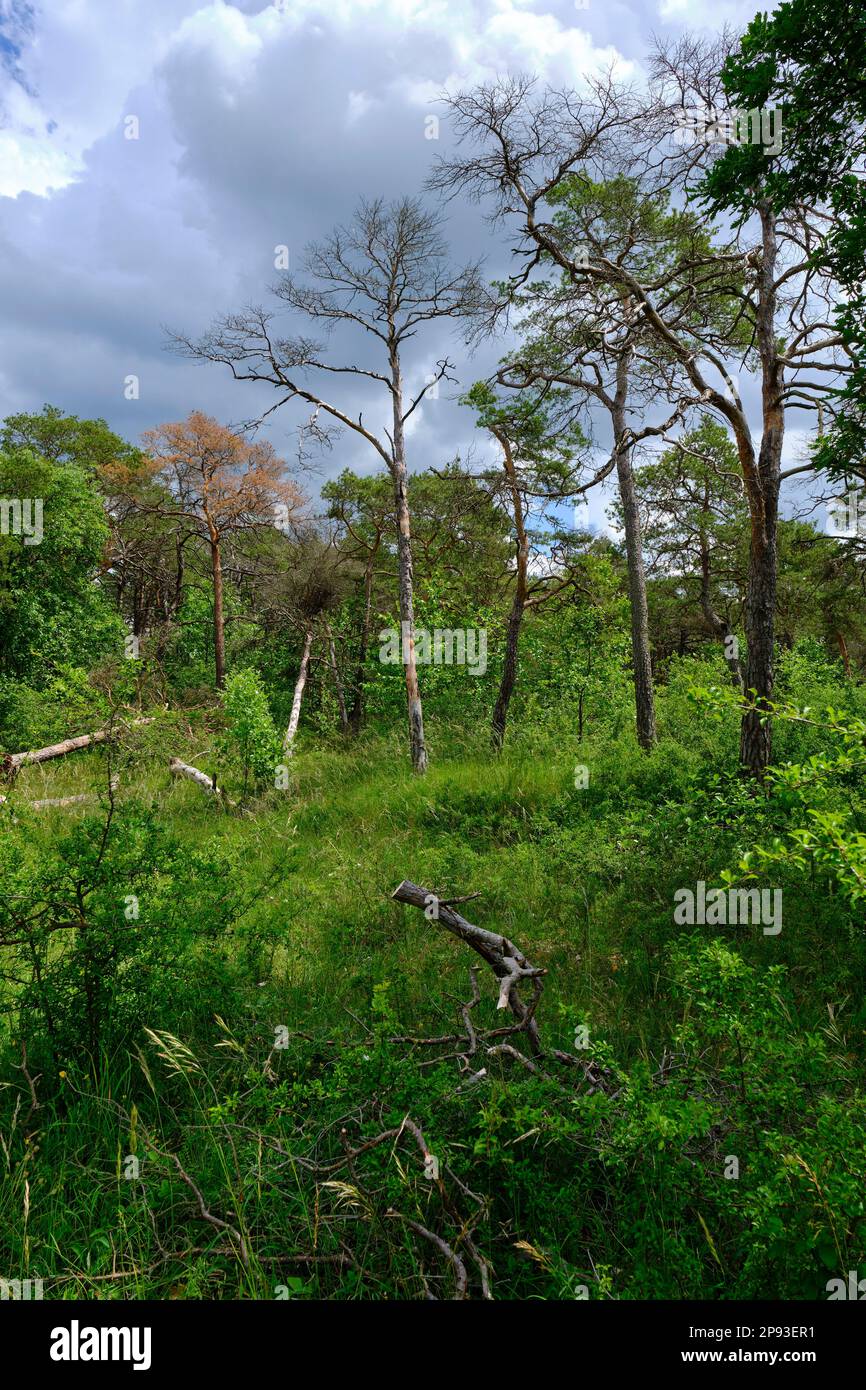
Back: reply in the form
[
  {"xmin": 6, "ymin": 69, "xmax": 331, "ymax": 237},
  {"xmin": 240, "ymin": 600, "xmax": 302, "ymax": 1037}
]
[{"xmin": 1, "ymin": 0, "xmax": 635, "ymax": 199}]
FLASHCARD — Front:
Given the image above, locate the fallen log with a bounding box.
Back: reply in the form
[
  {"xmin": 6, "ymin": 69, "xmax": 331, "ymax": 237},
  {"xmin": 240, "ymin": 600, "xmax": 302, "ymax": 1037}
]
[
  {"xmin": 34, "ymin": 793, "xmax": 96, "ymax": 809},
  {"xmin": 0, "ymin": 776, "xmax": 120, "ymax": 812},
  {"xmin": 3, "ymin": 718, "xmax": 154, "ymax": 779},
  {"xmin": 169, "ymin": 757, "xmax": 235, "ymax": 807},
  {"xmin": 391, "ymin": 879, "xmax": 545, "ymax": 1055}
]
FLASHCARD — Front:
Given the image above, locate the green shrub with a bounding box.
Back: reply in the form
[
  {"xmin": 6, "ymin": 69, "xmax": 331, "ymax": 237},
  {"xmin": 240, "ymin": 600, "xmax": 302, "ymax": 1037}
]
[{"xmin": 219, "ymin": 669, "xmax": 282, "ymax": 794}]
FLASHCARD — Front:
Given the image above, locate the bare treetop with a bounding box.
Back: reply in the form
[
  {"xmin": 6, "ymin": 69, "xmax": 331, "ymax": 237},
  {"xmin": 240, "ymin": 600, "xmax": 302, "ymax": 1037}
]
[
  {"xmin": 426, "ymin": 73, "xmax": 644, "ymax": 222},
  {"xmin": 168, "ymin": 195, "xmax": 491, "ymax": 459}
]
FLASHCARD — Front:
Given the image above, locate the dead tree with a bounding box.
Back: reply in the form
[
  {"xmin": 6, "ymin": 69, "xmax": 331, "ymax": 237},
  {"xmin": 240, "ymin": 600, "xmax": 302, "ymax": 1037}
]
[
  {"xmin": 431, "ymin": 73, "xmax": 852, "ymax": 774},
  {"xmin": 171, "ymin": 197, "xmax": 489, "ymax": 772},
  {"xmin": 169, "ymin": 757, "xmax": 236, "ymax": 807}
]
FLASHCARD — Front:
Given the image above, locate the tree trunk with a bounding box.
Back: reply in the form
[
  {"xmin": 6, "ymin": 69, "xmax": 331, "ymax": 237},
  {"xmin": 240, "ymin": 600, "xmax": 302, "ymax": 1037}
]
[
  {"xmin": 210, "ymin": 531, "xmax": 226, "ymax": 690},
  {"xmin": 699, "ymin": 533, "xmax": 744, "ymax": 689},
  {"xmin": 3, "ymin": 719, "xmax": 154, "ymax": 778},
  {"xmin": 739, "ymin": 203, "xmax": 784, "ymax": 779},
  {"xmin": 325, "ymin": 621, "xmax": 349, "ymax": 733},
  {"xmin": 491, "ymin": 431, "xmax": 528, "ymax": 750},
  {"xmin": 283, "ymin": 626, "xmax": 313, "ymax": 756},
  {"xmin": 612, "ymin": 356, "xmax": 657, "ymax": 750},
  {"xmin": 390, "ymin": 350, "xmax": 428, "ymax": 773},
  {"xmin": 739, "ymin": 501, "xmax": 779, "ymax": 775},
  {"xmin": 349, "ymin": 548, "xmax": 376, "ymax": 734},
  {"xmin": 169, "ymin": 757, "xmax": 234, "ymax": 806}
]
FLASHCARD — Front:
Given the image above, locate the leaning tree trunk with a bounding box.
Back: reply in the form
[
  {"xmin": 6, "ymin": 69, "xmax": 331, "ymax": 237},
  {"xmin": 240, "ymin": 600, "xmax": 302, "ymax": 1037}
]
[
  {"xmin": 209, "ymin": 528, "xmax": 226, "ymax": 690},
  {"xmin": 390, "ymin": 350, "xmax": 428, "ymax": 773},
  {"xmin": 283, "ymin": 625, "xmax": 313, "ymax": 756},
  {"xmin": 612, "ymin": 357, "xmax": 657, "ymax": 750},
  {"xmin": 739, "ymin": 202, "xmax": 784, "ymax": 780},
  {"xmin": 491, "ymin": 432, "xmax": 528, "ymax": 750}
]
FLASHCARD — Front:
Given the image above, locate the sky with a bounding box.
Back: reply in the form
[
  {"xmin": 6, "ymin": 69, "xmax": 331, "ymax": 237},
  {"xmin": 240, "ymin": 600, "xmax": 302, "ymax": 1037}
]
[{"xmin": 0, "ymin": 0, "xmax": 803, "ymax": 534}]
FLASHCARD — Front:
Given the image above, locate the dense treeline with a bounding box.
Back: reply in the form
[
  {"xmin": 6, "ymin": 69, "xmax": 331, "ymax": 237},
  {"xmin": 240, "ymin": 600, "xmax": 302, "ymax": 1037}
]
[{"xmin": 1, "ymin": 0, "xmax": 865, "ymax": 1301}]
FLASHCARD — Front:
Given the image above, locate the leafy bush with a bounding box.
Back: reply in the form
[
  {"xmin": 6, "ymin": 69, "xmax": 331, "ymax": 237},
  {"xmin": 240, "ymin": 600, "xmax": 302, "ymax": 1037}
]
[
  {"xmin": 219, "ymin": 669, "xmax": 282, "ymax": 794},
  {"xmin": 0, "ymin": 800, "xmax": 254, "ymax": 1068}
]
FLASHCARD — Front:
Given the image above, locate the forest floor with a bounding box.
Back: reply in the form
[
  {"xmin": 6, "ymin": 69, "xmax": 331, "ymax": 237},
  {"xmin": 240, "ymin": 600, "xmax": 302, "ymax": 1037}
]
[{"xmin": 2, "ymin": 660, "xmax": 864, "ymax": 1299}]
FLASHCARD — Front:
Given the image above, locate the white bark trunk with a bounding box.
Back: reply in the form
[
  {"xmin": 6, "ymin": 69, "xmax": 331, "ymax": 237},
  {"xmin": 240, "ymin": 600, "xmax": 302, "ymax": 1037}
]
[
  {"xmin": 169, "ymin": 757, "xmax": 234, "ymax": 805},
  {"xmin": 5, "ymin": 719, "xmax": 154, "ymax": 773},
  {"xmin": 283, "ymin": 626, "xmax": 313, "ymax": 756}
]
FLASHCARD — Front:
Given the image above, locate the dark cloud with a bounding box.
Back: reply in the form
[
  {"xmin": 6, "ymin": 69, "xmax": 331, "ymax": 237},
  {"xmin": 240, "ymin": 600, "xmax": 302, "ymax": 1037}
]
[{"xmin": 0, "ymin": 0, "xmax": 774, "ymax": 532}]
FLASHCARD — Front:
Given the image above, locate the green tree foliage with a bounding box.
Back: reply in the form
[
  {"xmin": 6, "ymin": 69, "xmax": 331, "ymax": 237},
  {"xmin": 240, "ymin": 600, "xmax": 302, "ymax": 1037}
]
[
  {"xmin": 0, "ymin": 447, "xmax": 121, "ymax": 702},
  {"xmin": 701, "ymin": 0, "xmax": 866, "ymax": 478},
  {"xmin": 0, "ymin": 404, "xmax": 144, "ymax": 480},
  {"xmin": 219, "ymin": 669, "xmax": 282, "ymax": 794}
]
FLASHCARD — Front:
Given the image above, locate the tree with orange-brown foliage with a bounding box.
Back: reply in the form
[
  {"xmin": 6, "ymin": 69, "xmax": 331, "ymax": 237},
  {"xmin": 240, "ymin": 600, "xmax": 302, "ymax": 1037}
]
[{"xmin": 109, "ymin": 412, "xmax": 304, "ymax": 689}]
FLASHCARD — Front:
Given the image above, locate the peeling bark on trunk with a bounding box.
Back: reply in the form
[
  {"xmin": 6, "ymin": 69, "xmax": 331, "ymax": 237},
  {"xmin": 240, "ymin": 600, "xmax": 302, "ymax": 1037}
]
[
  {"xmin": 283, "ymin": 626, "xmax": 313, "ymax": 756},
  {"xmin": 390, "ymin": 350, "xmax": 428, "ymax": 774},
  {"xmin": 612, "ymin": 357, "xmax": 657, "ymax": 751},
  {"xmin": 491, "ymin": 431, "xmax": 528, "ymax": 750}
]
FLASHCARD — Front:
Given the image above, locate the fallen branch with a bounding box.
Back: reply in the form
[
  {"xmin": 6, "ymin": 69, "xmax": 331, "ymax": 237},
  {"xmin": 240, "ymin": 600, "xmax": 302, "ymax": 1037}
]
[
  {"xmin": 391, "ymin": 879, "xmax": 545, "ymax": 1054},
  {"xmin": 2, "ymin": 718, "xmax": 154, "ymax": 779},
  {"xmin": 386, "ymin": 1212, "xmax": 469, "ymax": 1300},
  {"xmin": 0, "ymin": 776, "xmax": 120, "ymax": 811},
  {"xmin": 169, "ymin": 758, "xmax": 235, "ymax": 807},
  {"xmin": 390, "ymin": 881, "xmax": 618, "ymax": 1098}
]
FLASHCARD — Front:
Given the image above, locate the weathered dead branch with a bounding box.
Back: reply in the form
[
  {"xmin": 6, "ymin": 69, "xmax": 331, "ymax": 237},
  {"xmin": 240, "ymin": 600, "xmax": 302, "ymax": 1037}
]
[
  {"xmin": 2, "ymin": 718, "xmax": 154, "ymax": 780},
  {"xmin": 391, "ymin": 879, "xmax": 617, "ymax": 1096},
  {"xmin": 391, "ymin": 879, "xmax": 545, "ymax": 1054},
  {"xmin": 169, "ymin": 757, "xmax": 236, "ymax": 807}
]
